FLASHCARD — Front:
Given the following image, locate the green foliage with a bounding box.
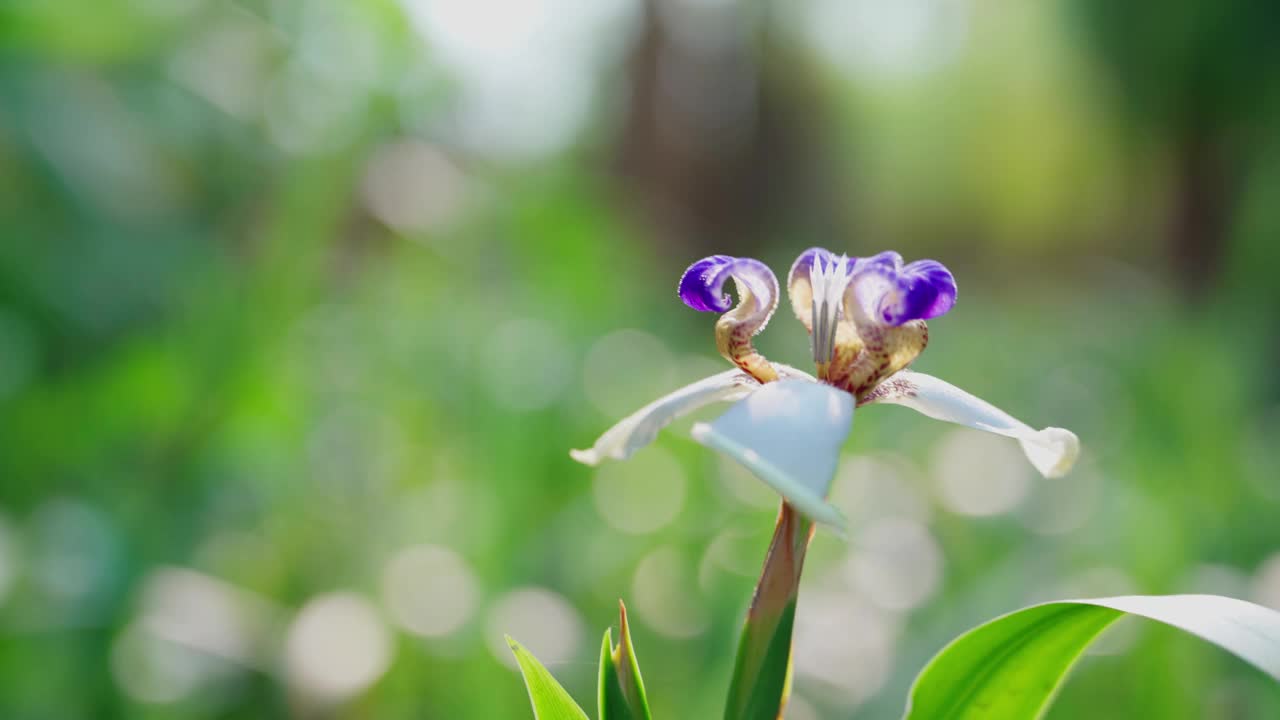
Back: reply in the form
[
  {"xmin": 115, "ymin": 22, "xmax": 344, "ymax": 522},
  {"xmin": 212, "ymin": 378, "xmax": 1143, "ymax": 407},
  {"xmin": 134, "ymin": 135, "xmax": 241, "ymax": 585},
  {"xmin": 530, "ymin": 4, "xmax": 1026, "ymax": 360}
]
[
  {"xmin": 905, "ymin": 595, "xmax": 1280, "ymax": 720},
  {"xmin": 509, "ymin": 601, "xmax": 653, "ymax": 720},
  {"xmin": 721, "ymin": 506, "xmax": 810, "ymax": 720},
  {"xmin": 597, "ymin": 603, "xmax": 652, "ymax": 720},
  {"xmin": 722, "ymin": 599, "xmax": 797, "ymax": 720},
  {"xmin": 508, "ymin": 637, "xmax": 591, "ymax": 720},
  {"xmin": 512, "ymin": 593, "xmax": 1280, "ymax": 720}
]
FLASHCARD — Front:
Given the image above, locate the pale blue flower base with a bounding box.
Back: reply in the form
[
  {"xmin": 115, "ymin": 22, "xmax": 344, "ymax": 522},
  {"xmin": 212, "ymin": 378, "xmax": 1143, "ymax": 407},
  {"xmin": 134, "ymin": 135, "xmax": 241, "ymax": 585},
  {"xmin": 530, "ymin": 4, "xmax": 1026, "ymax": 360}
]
[{"xmin": 692, "ymin": 379, "xmax": 853, "ymax": 532}]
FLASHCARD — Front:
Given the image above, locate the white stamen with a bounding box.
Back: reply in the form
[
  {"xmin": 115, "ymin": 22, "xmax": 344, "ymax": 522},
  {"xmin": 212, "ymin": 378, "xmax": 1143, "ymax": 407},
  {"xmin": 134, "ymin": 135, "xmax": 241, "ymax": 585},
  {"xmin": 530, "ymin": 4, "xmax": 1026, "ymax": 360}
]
[{"xmin": 809, "ymin": 254, "xmax": 851, "ymax": 366}]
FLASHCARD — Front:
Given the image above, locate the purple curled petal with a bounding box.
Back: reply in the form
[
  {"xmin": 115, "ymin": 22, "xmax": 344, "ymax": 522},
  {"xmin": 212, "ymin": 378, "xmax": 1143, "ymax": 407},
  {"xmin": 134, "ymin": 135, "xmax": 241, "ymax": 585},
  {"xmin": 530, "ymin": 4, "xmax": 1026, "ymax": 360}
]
[
  {"xmin": 679, "ymin": 255, "xmax": 777, "ymax": 315},
  {"xmin": 877, "ymin": 258, "xmax": 958, "ymax": 325},
  {"xmin": 902, "ymin": 260, "xmax": 957, "ymax": 320},
  {"xmin": 849, "ymin": 251, "xmax": 957, "ymax": 326},
  {"xmin": 680, "ymin": 255, "xmax": 736, "ymax": 312}
]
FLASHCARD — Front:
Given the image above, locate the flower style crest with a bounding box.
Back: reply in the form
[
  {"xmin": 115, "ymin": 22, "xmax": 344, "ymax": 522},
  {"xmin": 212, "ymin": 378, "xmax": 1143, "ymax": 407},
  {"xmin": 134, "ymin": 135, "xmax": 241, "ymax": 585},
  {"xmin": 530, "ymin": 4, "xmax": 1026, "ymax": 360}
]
[
  {"xmin": 574, "ymin": 246, "xmax": 1079, "ymax": 529},
  {"xmin": 787, "ymin": 249, "xmax": 852, "ymax": 366}
]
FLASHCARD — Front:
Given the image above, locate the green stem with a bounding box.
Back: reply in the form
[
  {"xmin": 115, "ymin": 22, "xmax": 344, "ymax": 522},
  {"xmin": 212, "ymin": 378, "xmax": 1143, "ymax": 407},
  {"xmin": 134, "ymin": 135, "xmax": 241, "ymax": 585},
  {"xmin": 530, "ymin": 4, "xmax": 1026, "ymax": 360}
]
[{"xmin": 723, "ymin": 501, "xmax": 814, "ymax": 720}]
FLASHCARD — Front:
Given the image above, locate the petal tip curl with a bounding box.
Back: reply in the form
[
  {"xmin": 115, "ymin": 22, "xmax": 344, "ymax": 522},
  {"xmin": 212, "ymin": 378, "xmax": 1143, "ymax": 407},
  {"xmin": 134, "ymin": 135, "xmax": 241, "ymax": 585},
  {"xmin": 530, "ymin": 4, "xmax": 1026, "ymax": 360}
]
[
  {"xmin": 569, "ymin": 448, "xmax": 603, "ymax": 466},
  {"xmin": 678, "ymin": 255, "xmax": 735, "ymax": 313},
  {"xmin": 1021, "ymin": 427, "xmax": 1080, "ymax": 479}
]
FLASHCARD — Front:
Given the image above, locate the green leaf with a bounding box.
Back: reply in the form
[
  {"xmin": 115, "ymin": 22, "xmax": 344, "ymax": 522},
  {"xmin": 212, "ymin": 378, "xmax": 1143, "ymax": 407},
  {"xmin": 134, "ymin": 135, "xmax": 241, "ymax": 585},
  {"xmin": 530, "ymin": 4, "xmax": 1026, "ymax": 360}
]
[
  {"xmin": 507, "ymin": 636, "xmax": 591, "ymax": 720},
  {"xmin": 905, "ymin": 594, "xmax": 1280, "ymax": 720},
  {"xmin": 724, "ymin": 597, "xmax": 798, "ymax": 720},
  {"xmin": 598, "ymin": 601, "xmax": 652, "ymax": 720},
  {"xmin": 723, "ymin": 505, "xmax": 810, "ymax": 720}
]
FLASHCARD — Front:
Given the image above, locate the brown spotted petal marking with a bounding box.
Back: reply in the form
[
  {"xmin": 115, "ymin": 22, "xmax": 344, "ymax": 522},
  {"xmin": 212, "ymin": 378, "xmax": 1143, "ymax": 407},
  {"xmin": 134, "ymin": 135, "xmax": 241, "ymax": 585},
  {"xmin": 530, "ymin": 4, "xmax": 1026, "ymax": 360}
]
[
  {"xmin": 679, "ymin": 255, "xmax": 780, "ymax": 383},
  {"xmin": 828, "ymin": 319, "xmax": 928, "ymax": 401},
  {"xmin": 788, "ymin": 248, "xmax": 938, "ymax": 396}
]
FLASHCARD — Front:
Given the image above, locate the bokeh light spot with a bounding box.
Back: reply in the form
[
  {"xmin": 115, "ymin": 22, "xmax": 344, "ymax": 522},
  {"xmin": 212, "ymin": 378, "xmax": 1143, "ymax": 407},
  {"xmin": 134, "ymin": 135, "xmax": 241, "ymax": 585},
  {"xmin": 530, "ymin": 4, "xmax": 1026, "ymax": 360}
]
[
  {"xmin": 486, "ymin": 587, "xmax": 585, "ymax": 669},
  {"xmin": 167, "ymin": 8, "xmax": 274, "ymax": 119},
  {"xmin": 360, "ymin": 140, "xmax": 472, "ymax": 235},
  {"xmin": 829, "ymin": 453, "xmax": 931, "ymax": 525},
  {"xmin": 698, "ymin": 526, "xmax": 771, "ymax": 591},
  {"xmin": 399, "ymin": 0, "xmax": 637, "ymax": 158},
  {"xmin": 139, "ymin": 568, "xmax": 274, "ymax": 665},
  {"xmin": 632, "ymin": 546, "xmax": 708, "ymax": 638},
  {"xmin": 483, "ymin": 318, "xmax": 574, "ymax": 412},
  {"xmin": 592, "ymin": 447, "xmax": 687, "ymax": 534},
  {"xmin": 845, "ymin": 518, "xmax": 943, "ymax": 612},
  {"xmin": 284, "ymin": 593, "xmax": 392, "ymax": 703},
  {"xmin": 932, "ymin": 429, "xmax": 1031, "ymax": 517},
  {"xmin": 583, "ymin": 329, "xmax": 675, "ymax": 418},
  {"xmin": 793, "ymin": 590, "xmax": 897, "ymax": 706},
  {"xmin": 380, "ymin": 544, "xmax": 480, "ymax": 638},
  {"xmin": 802, "ymin": 0, "xmax": 968, "ymax": 81}
]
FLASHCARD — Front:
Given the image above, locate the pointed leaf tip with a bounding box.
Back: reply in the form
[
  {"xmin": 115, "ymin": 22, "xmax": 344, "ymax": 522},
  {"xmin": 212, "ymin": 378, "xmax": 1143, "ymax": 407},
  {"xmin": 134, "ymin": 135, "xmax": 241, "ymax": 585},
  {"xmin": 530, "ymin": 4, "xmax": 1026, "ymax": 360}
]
[
  {"xmin": 615, "ymin": 599, "xmax": 634, "ymax": 664},
  {"xmin": 508, "ymin": 636, "xmax": 590, "ymax": 720},
  {"xmin": 599, "ymin": 599, "xmax": 652, "ymax": 720}
]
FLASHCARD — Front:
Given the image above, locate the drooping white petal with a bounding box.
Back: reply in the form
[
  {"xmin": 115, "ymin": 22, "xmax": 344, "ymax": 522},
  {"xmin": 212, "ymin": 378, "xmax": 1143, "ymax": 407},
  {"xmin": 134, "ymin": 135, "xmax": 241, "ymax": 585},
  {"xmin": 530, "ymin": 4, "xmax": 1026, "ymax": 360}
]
[
  {"xmin": 861, "ymin": 370, "xmax": 1080, "ymax": 478},
  {"xmin": 692, "ymin": 379, "xmax": 854, "ymax": 530},
  {"xmin": 570, "ymin": 369, "xmax": 763, "ymax": 466}
]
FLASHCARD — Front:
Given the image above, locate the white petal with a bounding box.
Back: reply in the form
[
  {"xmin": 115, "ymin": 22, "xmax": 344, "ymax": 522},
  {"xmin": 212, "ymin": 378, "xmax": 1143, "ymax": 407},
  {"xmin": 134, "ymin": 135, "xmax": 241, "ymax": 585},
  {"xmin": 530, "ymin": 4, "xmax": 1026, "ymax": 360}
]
[
  {"xmin": 570, "ymin": 369, "xmax": 762, "ymax": 466},
  {"xmin": 692, "ymin": 379, "xmax": 853, "ymax": 530},
  {"xmin": 862, "ymin": 370, "xmax": 1080, "ymax": 478}
]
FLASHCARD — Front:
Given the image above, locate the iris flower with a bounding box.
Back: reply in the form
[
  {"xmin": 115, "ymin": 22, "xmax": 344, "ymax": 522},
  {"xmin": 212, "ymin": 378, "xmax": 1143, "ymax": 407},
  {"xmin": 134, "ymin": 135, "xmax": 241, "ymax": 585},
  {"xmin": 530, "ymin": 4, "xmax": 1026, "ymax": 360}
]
[{"xmin": 571, "ymin": 248, "xmax": 1079, "ymax": 528}]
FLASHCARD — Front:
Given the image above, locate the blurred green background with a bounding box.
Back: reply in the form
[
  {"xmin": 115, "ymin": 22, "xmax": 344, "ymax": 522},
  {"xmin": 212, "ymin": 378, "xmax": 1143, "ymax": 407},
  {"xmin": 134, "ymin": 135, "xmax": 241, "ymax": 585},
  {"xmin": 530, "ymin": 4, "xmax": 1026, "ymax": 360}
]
[{"xmin": 2, "ymin": 0, "xmax": 1279, "ymax": 717}]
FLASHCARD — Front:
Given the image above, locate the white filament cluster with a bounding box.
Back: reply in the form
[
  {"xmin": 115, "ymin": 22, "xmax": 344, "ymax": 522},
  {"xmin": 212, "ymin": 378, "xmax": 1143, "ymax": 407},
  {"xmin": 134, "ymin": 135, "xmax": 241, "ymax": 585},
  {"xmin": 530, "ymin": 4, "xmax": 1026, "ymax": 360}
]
[{"xmin": 809, "ymin": 254, "xmax": 851, "ymax": 365}]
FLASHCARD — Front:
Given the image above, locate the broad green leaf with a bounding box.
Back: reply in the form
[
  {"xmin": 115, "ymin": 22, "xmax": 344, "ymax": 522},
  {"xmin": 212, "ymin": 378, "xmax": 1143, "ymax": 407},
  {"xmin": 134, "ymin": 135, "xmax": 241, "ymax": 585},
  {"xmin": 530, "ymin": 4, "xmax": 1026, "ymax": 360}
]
[
  {"xmin": 905, "ymin": 594, "xmax": 1280, "ymax": 720},
  {"xmin": 692, "ymin": 379, "xmax": 853, "ymax": 531},
  {"xmin": 724, "ymin": 597, "xmax": 798, "ymax": 720},
  {"xmin": 723, "ymin": 505, "xmax": 811, "ymax": 720},
  {"xmin": 598, "ymin": 601, "xmax": 652, "ymax": 720},
  {"xmin": 507, "ymin": 636, "xmax": 591, "ymax": 720}
]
